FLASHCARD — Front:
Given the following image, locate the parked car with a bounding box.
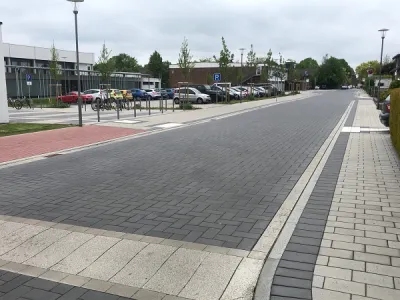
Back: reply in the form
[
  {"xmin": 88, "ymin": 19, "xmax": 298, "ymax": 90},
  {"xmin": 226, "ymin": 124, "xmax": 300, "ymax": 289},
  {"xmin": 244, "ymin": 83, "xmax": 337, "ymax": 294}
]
[
  {"xmin": 130, "ymin": 88, "xmax": 147, "ymax": 99},
  {"xmin": 144, "ymin": 89, "xmax": 162, "ymax": 100},
  {"xmin": 173, "ymin": 87, "xmax": 211, "ymax": 104},
  {"xmin": 379, "ymin": 94, "xmax": 390, "ymax": 127},
  {"xmin": 211, "ymin": 85, "xmax": 240, "ymax": 100},
  {"xmin": 82, "ymin": 89, "xmax": 106, "ymax": 102},
  {"xmin": 106, "ymin": 89, "xmax": 124, "ymax": 101},
  {"xmin": 188, "ymin": 84, "xmax": 226, "ymax": 102},
  {"xmin": 254, "ymin": 87, "xmax": 266, "ymax": 97},
  {"xmin": 341, "ymin": 85, "xmax": 349, "ymax": 89},
  {"xmin": 156, "ymin": 89, "xmax": 169, "ymax": 99},
  {"xmin": 230, "ymin": 87, "xmax": 247, "ymax": 98},
  {"xmin": 57, "ymin": 91, "xmax": 93, "ymax": 104},
  {"xmin": 164, "ymin": 88, "xmax": 175, "ymax": 99},
  {"xmin": 120, "ymin": 90, "xmax": 133, "ymax": 100}
]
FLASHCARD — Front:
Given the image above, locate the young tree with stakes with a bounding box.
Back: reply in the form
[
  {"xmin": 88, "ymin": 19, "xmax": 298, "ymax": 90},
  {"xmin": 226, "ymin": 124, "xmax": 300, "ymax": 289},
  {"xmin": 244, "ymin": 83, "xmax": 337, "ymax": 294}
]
[{"xmin": 49, "ymin": 42, "xmax": 62, "ymax": 101}]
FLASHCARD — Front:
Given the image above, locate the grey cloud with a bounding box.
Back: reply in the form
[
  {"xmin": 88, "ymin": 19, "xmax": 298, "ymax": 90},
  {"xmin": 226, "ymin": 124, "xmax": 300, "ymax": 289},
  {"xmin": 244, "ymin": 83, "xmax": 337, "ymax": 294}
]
[{"xmin": 1, "ymin": 0, "xmax": 399, "ymax": 68}]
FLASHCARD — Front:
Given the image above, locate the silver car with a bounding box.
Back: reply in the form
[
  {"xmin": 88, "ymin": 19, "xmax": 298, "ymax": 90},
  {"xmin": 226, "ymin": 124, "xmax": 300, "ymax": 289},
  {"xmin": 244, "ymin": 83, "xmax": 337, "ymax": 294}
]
[{"xmin": 174, "ymin": 87, "xmax": 211, "ymax": 104}]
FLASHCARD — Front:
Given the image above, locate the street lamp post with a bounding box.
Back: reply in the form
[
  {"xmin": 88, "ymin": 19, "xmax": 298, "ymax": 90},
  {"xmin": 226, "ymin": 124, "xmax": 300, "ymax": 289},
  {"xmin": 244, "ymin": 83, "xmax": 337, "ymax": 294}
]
[
  {"xmin": 377, "ymin": 28, "xmax": 389, "ymax": 109},
  {"xmin": 239, "ymin": 48, "xmax": 245, "ymax": 102},
  {"xmin": 61, "ymin": 56, "xmax": 67, "ymax": 95},
  {"xmin": 67, "ymin": 0, "xmax": 83, "ymax": 127}
]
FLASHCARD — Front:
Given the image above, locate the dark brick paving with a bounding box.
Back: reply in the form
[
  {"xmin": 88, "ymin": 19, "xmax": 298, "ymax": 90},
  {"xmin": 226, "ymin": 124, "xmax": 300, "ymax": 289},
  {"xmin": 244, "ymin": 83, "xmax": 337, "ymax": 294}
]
[
  {"xmin": 0, "ymin": 270, "xmax": 135, "ymax": 300},
  {"xmin": 269, "ymin": 100, "xmax": 357, "ymax": 299},
  {"xmin": 0, "ymin": 93, "xmax": 353, "ymax": 250}
]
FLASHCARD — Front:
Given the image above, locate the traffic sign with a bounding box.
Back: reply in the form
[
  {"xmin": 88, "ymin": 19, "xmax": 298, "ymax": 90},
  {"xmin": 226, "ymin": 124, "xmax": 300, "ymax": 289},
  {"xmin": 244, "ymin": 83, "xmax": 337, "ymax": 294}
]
[
  {"xmin": 26, "ymin": 74, "xmax": 32, "ymax": 81},
  {"xmin": 213, "ymin": 73, "xmax": 221, "ymax": 82},
  {"xmin": 27, "ymin": 82, "xmax": 32, "ymax": 86}
]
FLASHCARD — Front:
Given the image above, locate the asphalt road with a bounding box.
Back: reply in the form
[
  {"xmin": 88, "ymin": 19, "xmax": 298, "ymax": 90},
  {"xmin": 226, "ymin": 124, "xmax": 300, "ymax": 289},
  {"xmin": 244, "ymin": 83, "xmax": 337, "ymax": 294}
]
[{"xmin": 0, "ymin": 91, "xmax": 354, "ymax": 250}]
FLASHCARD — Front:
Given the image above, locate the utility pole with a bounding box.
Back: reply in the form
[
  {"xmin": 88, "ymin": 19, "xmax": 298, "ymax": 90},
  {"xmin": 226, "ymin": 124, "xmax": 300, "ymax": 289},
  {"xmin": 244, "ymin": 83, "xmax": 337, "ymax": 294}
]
[
  {"xmin": 377, "ymin": 28, "xmax": 389, "ymax": 109},
  {"xmin": 239, "ymin": 48, "xmax": 245, "ymax": 102}
]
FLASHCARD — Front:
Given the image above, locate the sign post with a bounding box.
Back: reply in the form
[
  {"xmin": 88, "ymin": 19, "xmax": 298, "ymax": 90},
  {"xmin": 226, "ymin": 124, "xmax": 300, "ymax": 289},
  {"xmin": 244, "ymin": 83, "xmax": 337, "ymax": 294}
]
[
  {"xmin": 26, "ymin": 74, "xmax": 32, "ymax": 99},
  {"xmin": 213, "ymin": 73, "xmax": 221, "ymax": 103}
]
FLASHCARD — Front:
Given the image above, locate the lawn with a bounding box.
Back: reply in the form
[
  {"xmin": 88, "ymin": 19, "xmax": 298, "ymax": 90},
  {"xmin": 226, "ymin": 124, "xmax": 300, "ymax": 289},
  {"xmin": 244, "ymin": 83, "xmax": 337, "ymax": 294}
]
[{"xmin": 0, "ymin": 123, "xmax": 74, "ymax": 137}]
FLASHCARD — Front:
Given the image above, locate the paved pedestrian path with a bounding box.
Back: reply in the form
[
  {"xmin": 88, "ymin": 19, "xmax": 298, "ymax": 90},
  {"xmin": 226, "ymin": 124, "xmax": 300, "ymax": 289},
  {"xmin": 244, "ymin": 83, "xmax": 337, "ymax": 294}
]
[
  {"xmin": 0, "ymin": 126, "xmax": 145, "ymax": 164},
  {"xmin": 265, "ymin": 95, "xmax": 400, "ymax": 300}
]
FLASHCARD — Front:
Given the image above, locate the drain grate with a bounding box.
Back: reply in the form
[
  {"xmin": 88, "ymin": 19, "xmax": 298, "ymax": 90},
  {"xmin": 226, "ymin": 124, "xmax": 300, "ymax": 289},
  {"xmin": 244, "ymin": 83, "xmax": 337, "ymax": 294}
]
[{"xmin": 44, "ymin": 153, "xmax": 63, "ymax": 158}]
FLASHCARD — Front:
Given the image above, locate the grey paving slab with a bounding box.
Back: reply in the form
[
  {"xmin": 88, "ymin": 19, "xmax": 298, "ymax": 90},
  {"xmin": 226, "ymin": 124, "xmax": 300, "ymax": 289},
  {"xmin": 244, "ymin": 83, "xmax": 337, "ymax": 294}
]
[
  {"xmin": 267, "ymin": 100, "xmax": 357, "ymax": 299},
  {"xmin": 0, "ymin": 269, "xmax": 138, "ymax": 299},
  {"xmin": 0, "ymin": 93, "xmax": 353, "ymax": 250}
]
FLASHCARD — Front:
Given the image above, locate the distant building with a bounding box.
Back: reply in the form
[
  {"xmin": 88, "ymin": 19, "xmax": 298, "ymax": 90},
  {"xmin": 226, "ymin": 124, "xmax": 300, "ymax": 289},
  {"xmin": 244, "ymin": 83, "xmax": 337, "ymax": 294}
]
[
  {"xmin": 169, "ymin": 62, "xmax": 287, "ymax": 91},
  {"xmin": 3, "ymin": 43, "xmax": 160, "ymax": 98},
  {"xmin": 392, "ymin": 54, "xmax": 400, "ymax": 79}
]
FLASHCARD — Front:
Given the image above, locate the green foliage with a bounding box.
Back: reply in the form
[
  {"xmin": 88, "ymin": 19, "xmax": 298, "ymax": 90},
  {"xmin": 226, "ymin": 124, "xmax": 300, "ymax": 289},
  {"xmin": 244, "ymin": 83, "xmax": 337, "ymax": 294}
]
[
  {"xmin": 273, "ymin": 54, "xmax": 286, "ymax": 81},
  {"xmin": 380, "ymin": 89, "xmax": 391, "ymax": 101},
  {"xmin": 178, "ymin": 37, "xmax": 195, "ymax": 81},
  {"xmin": 390, "ymin": 89, "xmax": 400, "ymax": 155},
  {"xmin": 95, "ymin": 43, "xmax": 115, "ymax": 84},
  {"xmin": 355, "ymin": 60, "xmax": 380, "ymax": 79},
  {"xmin": 317, "ymin": 56, "xmax": 349, "ymax": 88},
  {"xmin": 390, "ymin": 80, "xmax": 400, "ymax": 89},
  {"xmin": 297, "ymin": 58, "xmax": 319, "ymax": 70},
  {"xmin": 147, "ymin": 51, "xmax": 163, "ymax": 77},
  {"xmin": 109, "ymin": 53, "xmax": 140, "ymax": 72},
  {"xmin": 214, "ymin": 37, "xmax": 234, "ymax": 82},
  {"xmin": 207, "ymin": 74, "xmax": 213, "ymax": 85},
  {"xmin": 197, "ymin": 57, "xmax": 214, "ymax": 63},
  {"xmin": 260, "ymin": 49, "xmax": 273, "ymax": 83},
  {"xmin": 49, "ymin": 42, "xmax": 61, "ymax": 83},
  {"xmin": 179, "ymin": 102, "xmax": 193, "ymax": 110}
]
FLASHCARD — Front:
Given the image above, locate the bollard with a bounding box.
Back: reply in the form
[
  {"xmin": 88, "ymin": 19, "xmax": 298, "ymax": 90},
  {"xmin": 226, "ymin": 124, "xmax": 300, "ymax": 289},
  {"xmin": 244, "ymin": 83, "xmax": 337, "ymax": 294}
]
[
  {"xmin": 97, "ymin": 98, "xmax": 100, "ymax": 122},
  {"xmin": 117, "ymin": 99, "xmax": 120, "ymax": 119},
  {"xmin": 133, "ymin": 98, "xmax": 137, "ymax": 118}
]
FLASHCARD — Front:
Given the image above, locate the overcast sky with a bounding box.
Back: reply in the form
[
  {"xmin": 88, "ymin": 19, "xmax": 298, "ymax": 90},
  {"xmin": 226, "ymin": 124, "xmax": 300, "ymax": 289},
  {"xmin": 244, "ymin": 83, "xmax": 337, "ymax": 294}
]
[{"xmin": 1, "ymin": 0, "xmax": 399, "ymax": 69}]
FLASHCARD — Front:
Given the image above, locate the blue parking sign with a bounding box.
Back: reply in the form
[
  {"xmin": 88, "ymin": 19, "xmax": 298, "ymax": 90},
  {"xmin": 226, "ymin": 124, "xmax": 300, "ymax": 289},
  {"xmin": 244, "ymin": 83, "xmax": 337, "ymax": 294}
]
[{"xmin": 213, "ymin": 73, "xmax": 221, "ymax": 82}]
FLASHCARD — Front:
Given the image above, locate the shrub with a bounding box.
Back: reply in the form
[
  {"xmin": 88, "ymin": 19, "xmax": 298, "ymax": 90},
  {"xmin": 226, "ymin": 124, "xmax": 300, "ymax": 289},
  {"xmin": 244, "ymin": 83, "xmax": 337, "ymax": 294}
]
[
  {"xmin": 179, "ymin": 102, "xmax": 193, "ymax": 110},
  {"xmin": 390, "ymin": 89, "xmax": 400, "ymax": 155},
  {"xmin": 247, "ymin": 95, "xmax": 256, "ymax": 101},
  {"xmin": 380, "ymin": 89, "xmax": 391, "ymax": 101},
  {"xmin": 390, "ymin": 80, "xmax": 400, "ymax": 90}
]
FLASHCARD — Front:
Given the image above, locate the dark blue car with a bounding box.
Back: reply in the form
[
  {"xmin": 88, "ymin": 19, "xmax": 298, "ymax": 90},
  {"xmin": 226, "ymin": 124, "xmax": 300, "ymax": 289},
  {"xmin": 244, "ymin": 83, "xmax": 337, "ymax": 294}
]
[
  {"xmin": 164, "ymin": 88, "xmax": 175, "ymax": 99},
  {"xmin": 130, "ymin": 88, "xmax": 146, "ymax": 99}
]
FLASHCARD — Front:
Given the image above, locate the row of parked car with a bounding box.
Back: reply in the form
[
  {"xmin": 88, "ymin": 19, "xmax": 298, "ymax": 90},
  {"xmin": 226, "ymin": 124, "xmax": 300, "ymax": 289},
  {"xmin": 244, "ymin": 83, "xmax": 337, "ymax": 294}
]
[{"xmin": 57, "ymin": 83, "xmax": 281, "ymax": 104}]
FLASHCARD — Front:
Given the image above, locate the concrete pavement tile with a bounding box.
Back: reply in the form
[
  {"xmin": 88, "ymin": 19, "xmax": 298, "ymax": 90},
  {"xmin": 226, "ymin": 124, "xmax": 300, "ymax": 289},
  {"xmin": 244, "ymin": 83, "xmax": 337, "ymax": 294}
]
[
  {"xmin": 82, "ymin": 278, "xmax": 113, "ymax": 292},
  {"xmin": 314, "ymin": 265, "xmax": 351, "ymax": 280},
  {"xmin": 366, "ymin": 263, "xmax": 400, "ymax": 277},
  {"xmin": 0, "ymin": 225, "xmax": 47, "ymax": 256},
  {"xmin": 110, "ymin": 244, "xmax": 176, "ymax": 288},
  {"xmin": 51, "ymin": 236, "xmax": 119, "ymax": 274},
  {"xmin": 144, "ymin": 248, "xmax": 209, "ymax": 295},
  {"xmin": 106, "ymin": 283, "xmax": 138, "ymax": 297},
  {"xmin": 60, "ymin": 274, "xmax": 90, "ymax": 287},
  {"xmin": 312, "ymin": 275, "xmax": 324, "ymax": 288},
  {"xmin": 367, "ymin": 284, "xmax": 400, "ymax": 300},
  {"xmin": 220, "ymin": 258, "xmax": 263, "ymax": 300},
  {"xmin": 323, "ymin": 277, "xmax": 365, "ymax": 296},
  {"xmin": 39, "ymin": 270, "xmax": 68, "ymax": 282},
  {"xmin": 354, "ymin": 252, "xmax": 391, "ymax": 265},
  {"xmin": 312, "ymin": 287, "xmax": 350, "ymax": 300},
  {"xmin": 26, "ymin": 232, "xmax": 94, "ymax": 269},
  {"xmin": 133, "ymin": 289, "xmax": 165, "ymax": 300},
  {"xmin": 1, "ymin": 261, "xmax": 28, "ymax": 273},
  {"xmin": 353, "ymin": 271, "xmax": 394, "ymax": 288},
  {"xmin": 1, "ymin": 228, "xmax": 69, "ymax": 263},
  {"xmin": 178, "ymin": 253, "xmax": 240, "ymax": 299},
  {"xmin": 79, "ymin": 239, "xmax": 147, "ymax": 281},
  {"xmin": 18, "ymin": 265, "xmax": 46, "ymax": 277}
]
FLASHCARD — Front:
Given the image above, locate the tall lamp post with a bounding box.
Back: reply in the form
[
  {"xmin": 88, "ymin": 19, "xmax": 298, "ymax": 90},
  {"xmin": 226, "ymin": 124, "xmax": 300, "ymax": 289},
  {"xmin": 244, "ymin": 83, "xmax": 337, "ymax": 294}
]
[
  {"xmin": 239, "ymin": 48, "xmax": 245, "ymax": 101},
  {"xmin": 377, "ymin": 28, "xmax": 389, "ymax": 109},
  {"xmin": 67, "ymin": 0, "xmax": 83, "ymax": 127}
]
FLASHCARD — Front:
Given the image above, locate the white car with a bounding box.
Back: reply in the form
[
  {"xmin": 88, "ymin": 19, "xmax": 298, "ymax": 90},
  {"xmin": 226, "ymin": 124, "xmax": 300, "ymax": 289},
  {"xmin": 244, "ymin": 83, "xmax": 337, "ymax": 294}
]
[
  {"xmin": 144, "ymin": 89, "xmax": 161, "ymax": 100},
  {"xmin": 174, "ymin": 87, "xmax": 211, "ymax": 104},
  {"xmin": 83, "ymin": 89, "xmax": 106, "ymax": 101}
]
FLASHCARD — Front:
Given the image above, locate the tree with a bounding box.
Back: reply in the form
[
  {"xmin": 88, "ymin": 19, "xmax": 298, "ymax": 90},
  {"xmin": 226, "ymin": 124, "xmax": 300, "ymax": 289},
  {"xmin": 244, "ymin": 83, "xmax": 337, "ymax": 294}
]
[
  {"xmin": 246, "ymin": 44, "xmax": 258, "ymax": 88},
  {"xmin": 297, "ymin": 57, "xmax": 319, "ymax": 70},
  {"xmin": 197, "ymin": 57, "xmax": 214, "ymax": 63},
  {"xmin": 273, "ymin": 54, "xmax": 286, "ymax": 85},
  {"xmin": 161, "ymin": 61, "xmax": 170, "ymax": 88},
  {"xmin": 147, "ymin": 51, "xmax": 163, "ymax": 78},
  {"xmin": 49, "ymin": 42, "xmax": 62, "ymax": 97},
  {"xmin": 178, "ymin": 37, "xmax": 195, "ymax": 81},
  {"xmin": 383, "ymin": 54, "xmax": 391, "ymax": 65},
  {"xmin": 355, "ymin": 60, "xmax": 380, "ymax": 79},
  {"xmin": 261, "ymin": 49, "xmax": 274, "ymax": 83},
  {"xmin": 95, "ymin": 42, "xmax": 115, "ymax": 86},
  {"xmin": 317, "ymin": 56, "xmax": 348, "ymax": 88},
  {"xmin": 109, "ymin": 53, "xmax": 140, "ymax": 72},
  {"xmin": 213, "ymin": 37, "xmax": 234, "ymax": 82},
  {"xmin": 207, "ymin": 74, "xmax": 213, "ymax": 85}
]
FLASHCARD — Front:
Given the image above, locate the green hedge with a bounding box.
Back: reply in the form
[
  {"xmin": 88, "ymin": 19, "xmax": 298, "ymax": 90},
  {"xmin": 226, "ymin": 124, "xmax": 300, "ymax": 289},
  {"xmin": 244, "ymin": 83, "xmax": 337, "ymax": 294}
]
[{"xmin": 390, "ymin": 88, "xmax": 400, "ymax": 154}]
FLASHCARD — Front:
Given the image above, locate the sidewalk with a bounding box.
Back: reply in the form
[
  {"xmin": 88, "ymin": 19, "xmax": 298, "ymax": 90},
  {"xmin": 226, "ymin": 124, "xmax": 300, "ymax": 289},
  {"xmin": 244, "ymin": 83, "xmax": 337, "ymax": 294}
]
[
  {"xmin": 0, "ymin": 126, "xmax": 145, "ymax": 163},
  {"xmin": 264, "ymin": 95, "xmax": 400, "ymax": 300}
]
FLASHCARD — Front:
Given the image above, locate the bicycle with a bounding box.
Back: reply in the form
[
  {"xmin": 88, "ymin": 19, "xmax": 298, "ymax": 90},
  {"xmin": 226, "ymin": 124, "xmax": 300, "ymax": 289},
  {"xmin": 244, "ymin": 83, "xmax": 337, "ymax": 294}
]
[{"xmin": 91, "ymin": 98, "xmax": 112, "ymax": 111}]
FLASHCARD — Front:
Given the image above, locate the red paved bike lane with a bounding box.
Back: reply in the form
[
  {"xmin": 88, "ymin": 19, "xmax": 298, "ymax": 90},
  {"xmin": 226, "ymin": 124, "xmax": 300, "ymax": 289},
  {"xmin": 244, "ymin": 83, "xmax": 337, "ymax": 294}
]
[{"xmin": 0, "ymin": 125, "xmax": 145, "ymax": 163}]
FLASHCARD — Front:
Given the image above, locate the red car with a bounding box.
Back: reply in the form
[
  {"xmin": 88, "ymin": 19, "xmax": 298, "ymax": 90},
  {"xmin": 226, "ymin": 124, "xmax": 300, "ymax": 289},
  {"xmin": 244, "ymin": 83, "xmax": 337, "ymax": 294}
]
[{"xmin": 57, "ymin": 91, "xmax": 93, "ymax": 103}]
